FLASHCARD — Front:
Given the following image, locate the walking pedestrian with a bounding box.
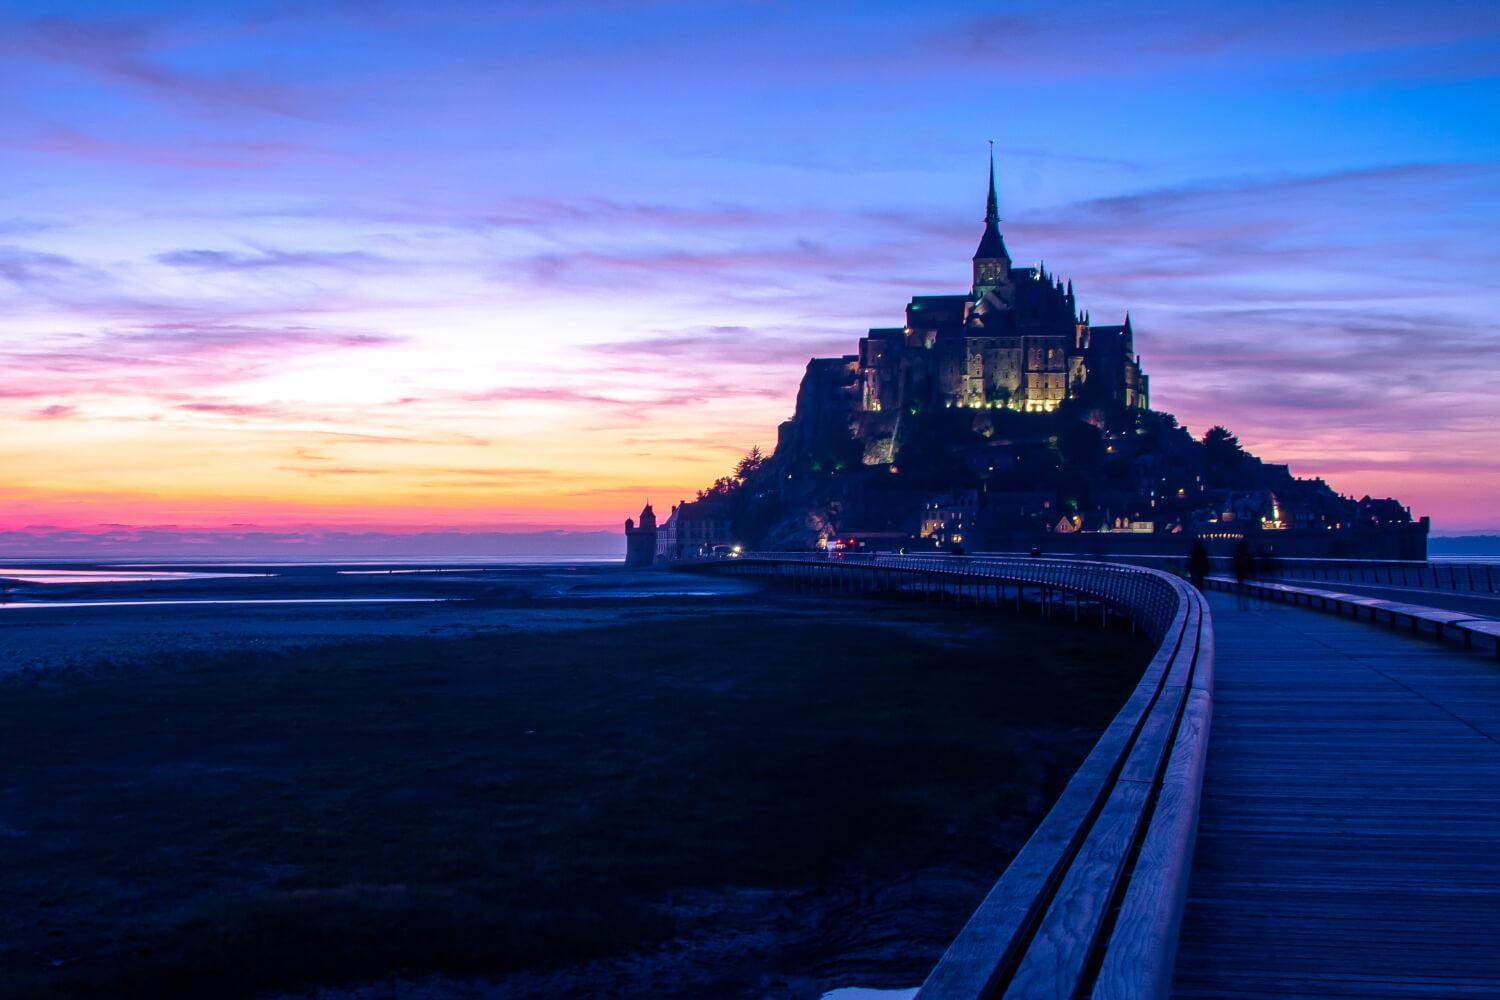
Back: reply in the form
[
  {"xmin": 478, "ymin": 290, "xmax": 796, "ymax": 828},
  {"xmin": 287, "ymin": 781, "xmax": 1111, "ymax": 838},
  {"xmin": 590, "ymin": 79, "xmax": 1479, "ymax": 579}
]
[
  {"xmin": 1232, "ymin": 538, "xmax": 1253, "ymax": 609},
  {"xmin": 1189, "ymin": 538, "xmax": 1210, "ymax": 593}
]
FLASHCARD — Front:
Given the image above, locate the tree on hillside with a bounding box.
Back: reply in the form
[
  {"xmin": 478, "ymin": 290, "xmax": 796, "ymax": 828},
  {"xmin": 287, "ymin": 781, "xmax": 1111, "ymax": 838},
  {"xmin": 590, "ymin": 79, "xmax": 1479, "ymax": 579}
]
[
  {"xmin": 1202, "ymin": 425, "xmax": 1245, "ymax": 482},
  {"xmin": 697, "ymin": 446, "xmax": 769, "ymax": 501},
  {"xmin": 735, "ymin": 446, "xmax": 766, "ymax": 481}
]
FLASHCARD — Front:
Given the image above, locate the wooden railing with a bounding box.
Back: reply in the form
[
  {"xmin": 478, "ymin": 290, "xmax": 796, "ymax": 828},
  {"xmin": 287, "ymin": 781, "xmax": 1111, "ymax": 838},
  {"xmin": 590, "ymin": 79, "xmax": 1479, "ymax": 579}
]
[{"xmin": 681, "ymin": 552, "xmax": 1214, "ymax": 999}]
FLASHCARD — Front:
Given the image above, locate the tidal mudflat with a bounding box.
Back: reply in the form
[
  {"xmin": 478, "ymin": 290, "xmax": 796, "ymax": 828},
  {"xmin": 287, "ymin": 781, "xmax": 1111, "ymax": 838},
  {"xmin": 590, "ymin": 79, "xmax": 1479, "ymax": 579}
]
[{"xmin": 0, "ymin": 565, "xmax": 1149, "ymax": 998}]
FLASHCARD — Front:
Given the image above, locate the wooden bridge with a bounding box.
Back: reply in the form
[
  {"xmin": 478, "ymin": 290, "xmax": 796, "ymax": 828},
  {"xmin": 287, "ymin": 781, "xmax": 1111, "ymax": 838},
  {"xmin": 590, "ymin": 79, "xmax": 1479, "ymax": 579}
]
[{"xmin": 683, "ymin": 553, "xmax": 1500, "ymax": 999}]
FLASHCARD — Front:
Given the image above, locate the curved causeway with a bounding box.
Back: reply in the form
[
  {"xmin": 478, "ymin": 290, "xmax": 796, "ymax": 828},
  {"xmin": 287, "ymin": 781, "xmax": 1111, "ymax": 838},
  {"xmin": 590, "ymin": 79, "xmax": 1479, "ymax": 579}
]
[
  {"xmin": 691, "ymin": 553, "xmax": 1500, "ymax": 999},
  {"xmin": 688, "ymin": 554, "xmax": 1214, "ymax": 1000}
]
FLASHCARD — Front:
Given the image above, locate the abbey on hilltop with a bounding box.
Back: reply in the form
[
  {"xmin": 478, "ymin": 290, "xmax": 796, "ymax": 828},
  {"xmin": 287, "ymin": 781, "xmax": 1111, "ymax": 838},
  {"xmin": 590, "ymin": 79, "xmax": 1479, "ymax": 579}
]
[
  {"xmin": 627, "ymin": 153, "xmax": 1428, "ymax": 562},
  {"xmin": 780, "ymin": 149, "xmax": 1147, "ymax": 468}
]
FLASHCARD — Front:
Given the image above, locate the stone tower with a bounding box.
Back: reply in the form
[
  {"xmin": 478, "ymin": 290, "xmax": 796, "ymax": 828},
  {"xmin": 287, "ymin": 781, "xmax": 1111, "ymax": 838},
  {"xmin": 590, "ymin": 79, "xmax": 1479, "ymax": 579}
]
[{"xmin": 623, "ymin": 502, "xmax": 658, "ymax": 567}]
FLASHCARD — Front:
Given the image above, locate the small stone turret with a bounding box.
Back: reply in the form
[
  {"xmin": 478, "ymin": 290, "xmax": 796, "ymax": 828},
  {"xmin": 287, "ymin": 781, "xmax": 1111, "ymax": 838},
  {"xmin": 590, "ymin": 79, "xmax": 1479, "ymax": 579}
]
[{"xmin": 624, "ymin": 502, "xmax": 658, "ymax": 567}]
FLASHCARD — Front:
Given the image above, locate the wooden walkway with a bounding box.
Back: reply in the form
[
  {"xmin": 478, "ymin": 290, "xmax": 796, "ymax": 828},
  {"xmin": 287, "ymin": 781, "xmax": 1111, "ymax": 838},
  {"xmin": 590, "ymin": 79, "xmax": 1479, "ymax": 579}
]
[{"xmin": 1172, "ymin": 592, "xmax": 1500, "ymax": 998}]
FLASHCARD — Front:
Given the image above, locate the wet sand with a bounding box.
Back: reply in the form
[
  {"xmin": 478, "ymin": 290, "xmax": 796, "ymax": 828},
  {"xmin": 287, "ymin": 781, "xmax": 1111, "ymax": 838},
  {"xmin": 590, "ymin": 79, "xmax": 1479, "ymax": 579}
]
[
  {"xmin": 0, "ymin": 564, "xmax": 1149, "ymax": 998},
  {"xmin": 0, "ymin": 565, "xmax": 758, "ymax": 677}
]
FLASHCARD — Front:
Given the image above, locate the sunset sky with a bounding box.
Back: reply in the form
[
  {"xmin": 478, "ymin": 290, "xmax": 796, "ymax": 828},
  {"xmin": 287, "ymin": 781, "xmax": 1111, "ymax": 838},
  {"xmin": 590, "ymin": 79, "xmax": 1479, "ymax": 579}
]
[{"xmin": 3, "ymin": 0, "xmax": 1498, "ymax": 546}]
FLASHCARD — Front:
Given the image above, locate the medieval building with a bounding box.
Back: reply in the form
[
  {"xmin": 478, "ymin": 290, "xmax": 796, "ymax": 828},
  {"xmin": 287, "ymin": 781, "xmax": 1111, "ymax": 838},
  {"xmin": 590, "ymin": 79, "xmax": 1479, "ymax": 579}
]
[
  {"xmin": 779, "ymin": 152, "xmax": 1149, "ymax": 467},
  {"xmin": 623, "ymin": 153, "xmax": 1428, "ymax": 562}
]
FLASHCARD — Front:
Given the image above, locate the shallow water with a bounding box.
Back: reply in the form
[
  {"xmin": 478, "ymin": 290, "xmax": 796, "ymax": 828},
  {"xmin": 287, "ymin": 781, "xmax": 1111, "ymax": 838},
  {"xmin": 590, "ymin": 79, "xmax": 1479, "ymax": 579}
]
[
  {"xmin": 335, "ymin": 568, "xmax": 481, "ymax": 575},
  {"xmin": 0, "ymin": 567, "xmax": 269, "ymax": 584},
  {"xmin": 564, "ymin": 589, "xmax": 730, "ymax": 598},
  {"xmin": 0, "ymin": 597, "xmax": 450, "ymax": 610}
]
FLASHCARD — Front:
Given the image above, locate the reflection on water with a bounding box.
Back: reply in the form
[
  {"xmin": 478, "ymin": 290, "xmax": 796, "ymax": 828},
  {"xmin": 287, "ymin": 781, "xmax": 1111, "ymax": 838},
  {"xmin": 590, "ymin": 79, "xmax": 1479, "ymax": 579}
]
[
  {"xmin": 567, "ymin": 590, "xmax": 728, "ymax": 598},
  {"xmin": 336, "ymin": 568, "xmax": 478, "ymax": 575},
  {"xmin": 0, "ymin": 568, "xmax": 268, "ymax": 585},
  {"xmin": 0, "ymin": 598, "xmax": 449, "ymax": 610},
  {"xmin": 73, "ymin": 557, "xmax": 618, "ymax": 567},
  {"xmin": 820, "ymin": 989, "xmax": 919, "ymax": 1000}
]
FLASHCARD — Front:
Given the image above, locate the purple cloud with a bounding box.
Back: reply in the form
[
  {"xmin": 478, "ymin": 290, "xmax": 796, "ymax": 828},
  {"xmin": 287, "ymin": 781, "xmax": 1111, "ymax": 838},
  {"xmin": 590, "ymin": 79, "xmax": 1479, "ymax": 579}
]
[
  {"xmin": 0, "ymin": 1, "xmax": 1495, "ymax": 533},
  {"xmin": 0, "ymin": 322, "xmax": 401, "ymax": 404},
  {"xmin": 174, "ymin": 400, "xmax": 283, "ymax": 416},
  {"xmin": 461, "ymin": 381, "xmax": 785, "ymax": 413},
  {"xmin": 945, "ymin": 2, "xmax": 1500, "ymax": 80},
  {"xmin": 9, "ymin": 126, "xmax": 334, "ymax": 171},
  {"xmin": 29, "ymin": 403, "xmax": 76, "ymax": 419},
  {"xmin": 589, "ymin": 326, "xmax": 853, "ymax": 365},
  {"xmin": 17, "ymin": 15, "xmax": 317, "ymax": 118},
  {"xmin": 483, "ymin": 196, "xmax": 797, "ymax": 231},
  {"xmin": 154, "ymin": 246, "xmax": 393, "ymax": 273},
  {"xmin": 0, "ymin": 245, "xmax": 95, "ymax": 288}
]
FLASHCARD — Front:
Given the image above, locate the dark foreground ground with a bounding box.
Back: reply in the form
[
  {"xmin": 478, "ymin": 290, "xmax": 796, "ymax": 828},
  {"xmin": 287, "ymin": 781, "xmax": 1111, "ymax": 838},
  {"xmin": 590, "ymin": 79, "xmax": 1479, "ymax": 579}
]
[{"xmin": 0, "ymin": 566, "xmax": 1149, "ymax": 998}]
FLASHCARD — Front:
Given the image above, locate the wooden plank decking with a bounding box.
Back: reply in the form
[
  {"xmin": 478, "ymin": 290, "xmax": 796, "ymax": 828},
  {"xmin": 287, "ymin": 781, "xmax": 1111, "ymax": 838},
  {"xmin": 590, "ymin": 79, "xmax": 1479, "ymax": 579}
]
[{"xmin": 1172, "ymin": 592, "xmax": 1500, "ymax": 998}]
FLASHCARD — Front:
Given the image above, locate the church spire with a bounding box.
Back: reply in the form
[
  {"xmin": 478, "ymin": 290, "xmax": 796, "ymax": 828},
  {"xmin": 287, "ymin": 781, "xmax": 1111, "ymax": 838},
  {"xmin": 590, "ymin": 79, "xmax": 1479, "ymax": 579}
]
[
  {"xmin": 985, "ymin": 141, "xmax": 999, "ymax": 228},
  {"xmin": 972, "ymin": 142, "xmax": 1008, "ymax": 265},
  {"xmin": 973, "ymin": 142, "xmax": 1011, "ymax": 269}
]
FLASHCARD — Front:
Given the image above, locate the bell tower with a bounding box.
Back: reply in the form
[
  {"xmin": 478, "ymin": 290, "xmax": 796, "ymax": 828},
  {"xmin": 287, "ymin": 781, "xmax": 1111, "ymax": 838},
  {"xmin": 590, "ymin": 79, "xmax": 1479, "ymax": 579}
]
[{"xmin": 972, "ymin": 143, "xmax": 1012, "ymax": 296}]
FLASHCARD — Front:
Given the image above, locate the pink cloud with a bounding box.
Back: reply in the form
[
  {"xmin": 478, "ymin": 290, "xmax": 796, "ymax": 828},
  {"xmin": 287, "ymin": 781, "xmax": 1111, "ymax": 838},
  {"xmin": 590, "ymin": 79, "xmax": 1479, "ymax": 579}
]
[
  {"xmin": 0, "ymin": 322, "xmax": 403, "ymax": 413},
  {"xmin": 29, "ymin": 403, "xmax": 76, "ymax": 419},
  {"xmin": 173, "ymin": 400, "xmax": 281, "ymax": 417}
]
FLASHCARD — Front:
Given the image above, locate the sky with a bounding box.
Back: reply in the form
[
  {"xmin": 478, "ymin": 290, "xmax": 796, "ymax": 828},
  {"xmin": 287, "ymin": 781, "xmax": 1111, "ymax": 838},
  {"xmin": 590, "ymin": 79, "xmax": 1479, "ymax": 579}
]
[{"xmin": 2, "ymin": 0, "xmax": 1498, "ymax": 550}]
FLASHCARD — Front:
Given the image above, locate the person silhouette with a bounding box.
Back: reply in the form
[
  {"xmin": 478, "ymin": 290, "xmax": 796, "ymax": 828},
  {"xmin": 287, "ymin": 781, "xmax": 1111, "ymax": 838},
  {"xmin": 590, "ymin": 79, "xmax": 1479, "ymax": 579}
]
[
  {"xmin": 1232, "ymin": 539, "xmax": 1253, "ymax": 610},
  {"xmin": 1189, "ymin": 538, "xmax": 1210, "ymax": 593}
]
